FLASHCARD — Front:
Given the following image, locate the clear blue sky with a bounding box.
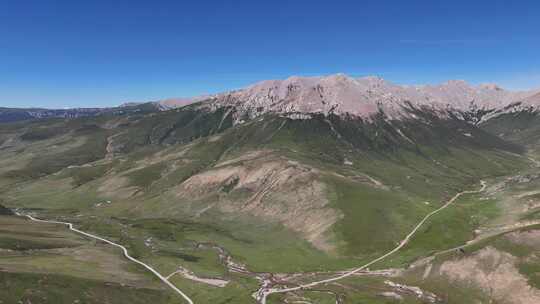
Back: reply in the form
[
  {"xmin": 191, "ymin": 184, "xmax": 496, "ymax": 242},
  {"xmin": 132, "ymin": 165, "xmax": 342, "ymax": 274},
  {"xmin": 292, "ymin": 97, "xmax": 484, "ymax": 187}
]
[{"xmin": 1, "ymin": 0, "xmax": 540, "ymax": 108}]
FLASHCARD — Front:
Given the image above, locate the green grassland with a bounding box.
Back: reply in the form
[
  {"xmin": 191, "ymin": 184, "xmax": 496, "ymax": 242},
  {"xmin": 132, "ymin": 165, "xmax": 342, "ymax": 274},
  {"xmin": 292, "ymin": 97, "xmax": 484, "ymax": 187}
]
[
  {"xmin": 0, "ymin": 271, "xmax": 183, "ymax": 304},
  {"xmin": 0, "ymin": 215, "xmax": 190, "ymax": 304}
]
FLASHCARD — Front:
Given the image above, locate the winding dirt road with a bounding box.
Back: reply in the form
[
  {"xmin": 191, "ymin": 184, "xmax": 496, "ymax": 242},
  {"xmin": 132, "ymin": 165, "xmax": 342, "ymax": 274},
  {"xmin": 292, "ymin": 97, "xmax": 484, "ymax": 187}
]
[
  {"xmin": 15, "ymin": 212, "xmax": 195, "ymax": 304},
  {"xmin": 258, "ymin": 180, "xmax": 487, "ymax": 303}
]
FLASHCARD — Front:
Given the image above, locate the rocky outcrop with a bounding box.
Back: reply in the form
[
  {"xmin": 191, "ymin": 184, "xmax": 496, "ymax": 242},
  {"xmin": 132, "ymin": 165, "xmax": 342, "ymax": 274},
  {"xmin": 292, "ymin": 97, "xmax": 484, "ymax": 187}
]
[{"xmin": 177, "ymin": 152, "xmax": 342, "ymax": 252}]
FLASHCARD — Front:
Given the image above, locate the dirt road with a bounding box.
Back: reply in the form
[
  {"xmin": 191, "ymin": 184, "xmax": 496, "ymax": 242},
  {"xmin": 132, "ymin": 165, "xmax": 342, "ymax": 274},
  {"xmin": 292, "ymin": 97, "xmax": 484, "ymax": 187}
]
[
  {"xmin": 259, "ymin": 180, "xmax": 487, "ymax": 303},
  {"xmin": 15, "ymin": 212, "xmax": 195, "ymax": 304}
]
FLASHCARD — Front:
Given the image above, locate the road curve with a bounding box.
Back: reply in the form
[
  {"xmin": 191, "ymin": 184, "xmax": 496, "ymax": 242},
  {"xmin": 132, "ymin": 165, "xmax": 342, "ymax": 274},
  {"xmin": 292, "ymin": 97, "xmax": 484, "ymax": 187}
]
[
  {"xmin": 15, "ymin": 212, "xmax": 195, "ymax": 304},
  {"xmin": 259, "ymin": 180, "xmax": 487, "ymax": 303}
]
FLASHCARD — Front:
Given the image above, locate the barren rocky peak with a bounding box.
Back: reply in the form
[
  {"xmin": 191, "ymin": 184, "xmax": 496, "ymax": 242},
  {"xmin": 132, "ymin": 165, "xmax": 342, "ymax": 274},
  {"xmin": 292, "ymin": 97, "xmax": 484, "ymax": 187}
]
[
  {"xmin": 154, "ymin": 74, "xmax": 539, "ymax": 120},
  {"xmin": 205, "ymin": 74, "xmax": 540, "ymax": 119},
  {"xmin": 525, "ymin": 91, "xmax": 540, "ymax": 106}
]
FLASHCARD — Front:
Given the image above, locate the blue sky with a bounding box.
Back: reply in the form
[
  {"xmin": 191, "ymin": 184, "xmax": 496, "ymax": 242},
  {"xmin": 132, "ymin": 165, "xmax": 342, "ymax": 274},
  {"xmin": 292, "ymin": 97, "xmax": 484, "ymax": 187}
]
[{"xmin": 1, "ymin": 0, "xmax": 540, "ymax": 108}]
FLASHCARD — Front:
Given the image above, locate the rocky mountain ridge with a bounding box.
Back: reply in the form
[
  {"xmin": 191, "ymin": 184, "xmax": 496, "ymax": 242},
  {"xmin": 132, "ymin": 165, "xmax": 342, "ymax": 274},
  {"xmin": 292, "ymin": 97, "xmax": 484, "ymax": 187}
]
[
  {"xmin": 199, "ymin": 74, "xmax": 540, "ymax": 122},
  {"xmin": 5, "ymin": 74, "xmax": 539, "ymax": 124},
  {"xmin": 154, "ymin": 74, "xmax": 539, "ymax": 124}
]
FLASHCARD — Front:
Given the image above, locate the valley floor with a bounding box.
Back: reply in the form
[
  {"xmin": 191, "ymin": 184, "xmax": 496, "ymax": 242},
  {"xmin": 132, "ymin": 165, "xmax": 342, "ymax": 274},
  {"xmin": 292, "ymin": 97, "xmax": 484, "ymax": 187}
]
[{"xmin": 4, "ymin": 161, "xmax": 540, "ymax": 304}]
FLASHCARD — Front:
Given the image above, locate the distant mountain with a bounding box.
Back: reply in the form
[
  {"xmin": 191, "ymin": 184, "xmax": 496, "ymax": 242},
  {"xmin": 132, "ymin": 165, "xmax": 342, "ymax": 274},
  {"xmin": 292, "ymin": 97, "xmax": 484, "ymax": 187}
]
[
  {"xmin": 525, "ymin": 91, "xmax": 540, "ymax": 105},
  {"xmin": 0, "ymin": 103, "xmax": 160, "ymax": 123},
  {"xmin": 0, "ymin": 107, "xmax": 106, "ymax": 123},
  {"xmin": 157, "ymin": 96, "xmax": 209, "ymax": 109},
  {"xmin": 6, "ymin": 74, "xmax": 538, "ymax": 125}
]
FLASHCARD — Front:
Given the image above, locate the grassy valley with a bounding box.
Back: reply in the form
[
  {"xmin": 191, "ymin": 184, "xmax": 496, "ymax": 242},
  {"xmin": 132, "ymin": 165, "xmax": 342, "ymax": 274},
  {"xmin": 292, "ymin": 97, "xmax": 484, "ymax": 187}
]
[{"xmin": 0, "ymin": 104, "xmax": 536, "ymax": 303}]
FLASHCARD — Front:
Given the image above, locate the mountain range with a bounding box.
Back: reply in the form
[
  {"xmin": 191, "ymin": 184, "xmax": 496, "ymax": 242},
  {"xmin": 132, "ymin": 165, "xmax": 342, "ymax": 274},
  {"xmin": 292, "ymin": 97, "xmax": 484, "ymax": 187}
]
[
  {"xmin": 4, "ymin": 74, "xmax": 540, "ymax": 124},
  {"xmin": 161, "ymin": 74, "xmax": 540, "ymax": 121}
]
